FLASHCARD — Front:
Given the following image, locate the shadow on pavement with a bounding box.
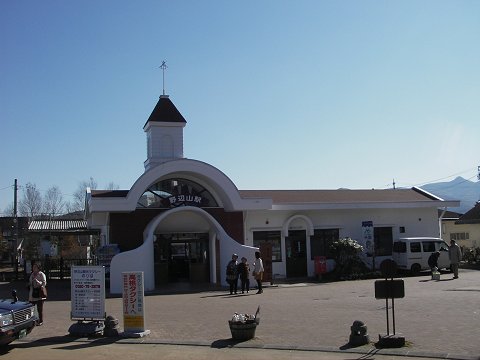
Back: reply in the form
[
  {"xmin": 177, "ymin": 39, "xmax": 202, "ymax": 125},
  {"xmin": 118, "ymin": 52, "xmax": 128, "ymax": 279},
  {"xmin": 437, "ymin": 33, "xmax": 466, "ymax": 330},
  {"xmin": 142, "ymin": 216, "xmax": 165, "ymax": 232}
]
[
  {"xmin": 211, "ymin": 338, "xmax": 253, "ymax": 348},
  {"xmin": 9, "ymin": 335, "xmax": 120, "ymax": 351}
]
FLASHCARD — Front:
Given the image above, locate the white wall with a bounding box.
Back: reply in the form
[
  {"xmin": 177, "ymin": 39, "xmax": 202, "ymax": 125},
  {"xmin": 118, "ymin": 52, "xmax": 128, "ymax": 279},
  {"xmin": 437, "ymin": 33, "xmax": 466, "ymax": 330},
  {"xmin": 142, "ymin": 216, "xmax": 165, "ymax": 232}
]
[
  {"xmin": 443, "ymin": 221, "xmax": 480, "ymax": 248},
  {"xmin": 244, "ymin": 207, "xmax": 440, "ymax": 277}
]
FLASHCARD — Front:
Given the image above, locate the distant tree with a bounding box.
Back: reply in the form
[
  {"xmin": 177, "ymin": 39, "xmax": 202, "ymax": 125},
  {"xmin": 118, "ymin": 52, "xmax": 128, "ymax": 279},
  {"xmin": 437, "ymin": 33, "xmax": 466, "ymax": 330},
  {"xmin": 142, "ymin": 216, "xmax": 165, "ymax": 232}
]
[
  {"xmin": 105, "ymin": 182, "xmax": 120, "ymax": 190},
  {"xmin": 71, "ymin": 178, "xmax": 120, "ymax": 212},
  {"xmin": 72, "ymin": 177, "xmax": 98, "ymax": 212},
  {"xmin": 3, "ymin": 203, "xmax": 14, "ymax": 217},
  {"xmin": 43, "ymin": 186, "xmax": 65, "ymax": 217},
  {"xmin": 64, "ymin": 202, "xmax": 75, "ymax": 214},
  {"xmin": 19, "ymin": 183, "xmax": 42, "ymax": 218}
]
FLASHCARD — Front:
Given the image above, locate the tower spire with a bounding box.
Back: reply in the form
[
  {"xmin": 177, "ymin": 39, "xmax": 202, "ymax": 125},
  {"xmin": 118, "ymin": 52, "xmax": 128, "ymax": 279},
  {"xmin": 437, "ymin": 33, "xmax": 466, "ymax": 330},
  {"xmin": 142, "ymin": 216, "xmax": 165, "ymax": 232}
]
[{"xmin": 159, "ymin": 60, "xmax": 168, "ymax": 96}]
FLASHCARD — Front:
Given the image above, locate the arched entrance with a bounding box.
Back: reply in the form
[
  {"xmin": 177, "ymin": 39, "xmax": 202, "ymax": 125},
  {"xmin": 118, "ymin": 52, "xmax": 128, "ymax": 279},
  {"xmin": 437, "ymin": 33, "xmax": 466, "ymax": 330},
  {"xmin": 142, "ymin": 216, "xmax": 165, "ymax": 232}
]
[
  {"xmin": 109, "ymin": 206, "xmax": 258, "ymax": 293},
  {"xmin": 149, "ymin": 207, "xmax": 217, "ymax": 287},
  {"xmin": 283, "ymin": 215, "xmax": 314, "ymax": 278}
]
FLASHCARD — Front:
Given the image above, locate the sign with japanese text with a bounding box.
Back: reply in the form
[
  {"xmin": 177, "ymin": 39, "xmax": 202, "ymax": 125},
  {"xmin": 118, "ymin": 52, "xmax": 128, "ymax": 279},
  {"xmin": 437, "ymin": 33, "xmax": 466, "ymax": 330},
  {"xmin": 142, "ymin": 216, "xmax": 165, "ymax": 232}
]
[
  {"xmin": 71, "ymin": 266, "xmax": 106, "ymax": 320},
  {"xmin": 122, "ymin": 272, "xmax": 146, "ymax": 333},
  {"xmin": 167, "ymin": 194, "xmax": 203, "ymax": 208},
  {"xmin": 362, "ymin": 220, "xmax": 374, "ymax": 254}
]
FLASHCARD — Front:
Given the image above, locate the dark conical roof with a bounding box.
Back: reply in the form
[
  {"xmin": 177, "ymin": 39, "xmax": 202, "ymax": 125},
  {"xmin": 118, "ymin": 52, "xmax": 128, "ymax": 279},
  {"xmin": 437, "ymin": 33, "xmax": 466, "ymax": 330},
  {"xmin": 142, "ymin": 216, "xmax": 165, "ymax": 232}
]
[{"xmin": 143, "ymin": 95, "xmax": 186, "ymax": 128}]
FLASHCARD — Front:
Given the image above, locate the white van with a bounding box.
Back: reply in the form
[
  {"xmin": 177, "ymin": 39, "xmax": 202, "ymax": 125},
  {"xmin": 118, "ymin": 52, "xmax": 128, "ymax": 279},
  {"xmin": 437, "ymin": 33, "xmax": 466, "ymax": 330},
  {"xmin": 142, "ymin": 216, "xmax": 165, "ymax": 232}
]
[{"xmin": 392, "ymin": 237, "xmax": 450, "ymax": 274}]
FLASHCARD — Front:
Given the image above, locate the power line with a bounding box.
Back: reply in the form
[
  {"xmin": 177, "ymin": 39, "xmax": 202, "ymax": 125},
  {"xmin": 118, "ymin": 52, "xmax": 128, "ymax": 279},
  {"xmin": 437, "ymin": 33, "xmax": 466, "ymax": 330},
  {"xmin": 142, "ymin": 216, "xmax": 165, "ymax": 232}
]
[
  {"xmin": 416, "ymin": 174, "xmax": 478, "ymax": 191},
  {"xmin": 381, "ymin": 167, "xmax": 478, "ymax": 189},
  {"xmin": 412, "ymin": 171, "xmax": 477, "ymax": 187}
]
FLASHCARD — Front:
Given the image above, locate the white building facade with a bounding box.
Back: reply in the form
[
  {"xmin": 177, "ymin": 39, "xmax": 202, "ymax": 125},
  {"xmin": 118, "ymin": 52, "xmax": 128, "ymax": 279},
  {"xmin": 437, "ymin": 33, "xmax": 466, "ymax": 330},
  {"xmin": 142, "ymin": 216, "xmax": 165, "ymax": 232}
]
[{"xmin": 86, "ymin": 95, "xmax": 459, "ymax": 293}]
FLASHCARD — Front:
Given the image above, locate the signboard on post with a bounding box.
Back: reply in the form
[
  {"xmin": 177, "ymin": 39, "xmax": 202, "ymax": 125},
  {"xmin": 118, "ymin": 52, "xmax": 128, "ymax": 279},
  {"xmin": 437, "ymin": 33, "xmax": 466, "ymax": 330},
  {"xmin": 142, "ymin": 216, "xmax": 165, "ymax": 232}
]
[
  {"xmin": 375, "ymin": 279, "xmax": 405, "ymax": 299},
  {"xmin": 122, "ymin": 272, "xmax": 150, "ymax": 337},
  {"xmin": 71, "ymin": 266, "xmax": 106, "ymax": 320}
]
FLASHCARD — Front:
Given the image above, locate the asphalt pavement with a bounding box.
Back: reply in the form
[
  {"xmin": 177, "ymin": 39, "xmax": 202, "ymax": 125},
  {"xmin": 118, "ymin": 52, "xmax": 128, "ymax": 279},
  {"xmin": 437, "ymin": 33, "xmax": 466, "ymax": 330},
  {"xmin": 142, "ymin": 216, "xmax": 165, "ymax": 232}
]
[{"xmin": 1, "ymin": 268, "xmax": 479, "ymax": 360}]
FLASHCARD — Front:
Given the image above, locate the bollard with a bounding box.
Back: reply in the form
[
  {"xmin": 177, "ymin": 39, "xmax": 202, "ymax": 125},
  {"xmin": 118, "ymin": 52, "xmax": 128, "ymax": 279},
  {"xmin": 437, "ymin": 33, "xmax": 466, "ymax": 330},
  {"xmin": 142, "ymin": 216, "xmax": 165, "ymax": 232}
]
[
  {"xmin": 348, "ymin": 320, "xmax": 370, "ymax": 346},
  {"xmin": 104, "ymin": 315, "xmax": 121, "ymax": 337}
]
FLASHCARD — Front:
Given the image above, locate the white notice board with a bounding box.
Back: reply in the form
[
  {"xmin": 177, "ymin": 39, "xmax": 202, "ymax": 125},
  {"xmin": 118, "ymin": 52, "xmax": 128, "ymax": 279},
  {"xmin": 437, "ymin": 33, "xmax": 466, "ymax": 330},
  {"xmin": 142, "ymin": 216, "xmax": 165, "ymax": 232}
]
[{"xmin": 71, "ymin": 266, "xmax": 106, "ymax": 320}]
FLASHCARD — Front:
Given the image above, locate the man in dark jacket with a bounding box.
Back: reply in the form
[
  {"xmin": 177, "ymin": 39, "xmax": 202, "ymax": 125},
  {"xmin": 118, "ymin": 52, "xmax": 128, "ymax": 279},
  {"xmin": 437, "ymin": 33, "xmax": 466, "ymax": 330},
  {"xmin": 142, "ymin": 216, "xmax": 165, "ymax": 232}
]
[{"xmin": 449, "ymin": 240, "xmax": 462, "ymax": 279}]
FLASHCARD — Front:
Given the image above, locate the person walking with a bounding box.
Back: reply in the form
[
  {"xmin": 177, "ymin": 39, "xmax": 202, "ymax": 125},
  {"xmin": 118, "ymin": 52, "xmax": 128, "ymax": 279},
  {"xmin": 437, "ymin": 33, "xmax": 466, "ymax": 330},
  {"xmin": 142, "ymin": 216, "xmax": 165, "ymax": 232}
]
[
  {"xmin": 29, "ymin": 262, "xmax": 47, "ymax": 325},
  {"xmin": 253, "ymin": 251, "xmax": 264, "ymax": 294},
  {"xmin": 449, "ymin": 240, "xmax": 462, "ymax": 279},
  {"xmin": 226, "ymin": 253, "xmax": 239, "ymax": 294},
  {"xmin": 238, "ymin": 257, "xmax": 250, "ymax": 294}
]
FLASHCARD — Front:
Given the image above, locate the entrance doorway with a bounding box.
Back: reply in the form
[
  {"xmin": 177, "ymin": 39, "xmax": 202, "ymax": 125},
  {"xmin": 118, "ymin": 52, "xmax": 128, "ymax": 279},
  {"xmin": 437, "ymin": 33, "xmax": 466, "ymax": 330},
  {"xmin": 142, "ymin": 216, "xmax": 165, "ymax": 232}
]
[
  {"xmin": 154, "ymin": 233, "xmax": 210, "ymax": 284},
  {"xmin": 285, "ymin": 230, "xmax": 307, "ymax": 278}
]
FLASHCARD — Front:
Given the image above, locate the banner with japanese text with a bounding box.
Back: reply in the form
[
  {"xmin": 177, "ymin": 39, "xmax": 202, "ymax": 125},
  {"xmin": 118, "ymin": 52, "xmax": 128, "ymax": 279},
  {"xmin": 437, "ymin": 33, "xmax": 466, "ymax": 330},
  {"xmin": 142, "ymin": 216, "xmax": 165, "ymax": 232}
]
[
  {"xmin": 122, "ymin": 272, "xmax": 146, "ymax": 333},
  {"xmin": 362, "ymin": 220, "xmax": 374, "ymax": 255},
  {"xmin": 71, "ymin": 266, "xmax": 106, "ymax": 320}
]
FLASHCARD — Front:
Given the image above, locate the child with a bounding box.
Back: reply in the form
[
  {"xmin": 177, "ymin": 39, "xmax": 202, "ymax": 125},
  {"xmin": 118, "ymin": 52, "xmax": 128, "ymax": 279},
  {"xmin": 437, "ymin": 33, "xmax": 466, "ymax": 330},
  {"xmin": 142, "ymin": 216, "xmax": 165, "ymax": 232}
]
[{"xmin": 238, "ymin": 257, "xmax": 250, "ymax": 294}]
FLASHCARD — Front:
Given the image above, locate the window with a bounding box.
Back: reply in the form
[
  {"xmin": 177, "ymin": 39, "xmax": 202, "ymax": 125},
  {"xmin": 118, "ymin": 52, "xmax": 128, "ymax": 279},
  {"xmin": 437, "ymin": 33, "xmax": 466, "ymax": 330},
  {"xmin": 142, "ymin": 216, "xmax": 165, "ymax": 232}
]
[
  {"xmin": 253, "ymin": 231, "xmax": 281, "ymax": 262},
  {"xmin": 450, "ymin": 232, "xmax": 469, "ymax": 241},
  {"xmin": 310, "ymin": 229, "xmax": 339, "ymax": 259},
  {"xmin": 374, "ymin": 227, "xmax": 393, "ymax": 256},
  {"xmin": 137, "ymin": 178, "xmax": 219, "ymax": 208},
  {"xmin": 410, "ymin": 242, "xmax": 421, "ymax": 253},
  {"xmin": 422, "ymin": 241, "xmax": 435, "ymax": 253}
]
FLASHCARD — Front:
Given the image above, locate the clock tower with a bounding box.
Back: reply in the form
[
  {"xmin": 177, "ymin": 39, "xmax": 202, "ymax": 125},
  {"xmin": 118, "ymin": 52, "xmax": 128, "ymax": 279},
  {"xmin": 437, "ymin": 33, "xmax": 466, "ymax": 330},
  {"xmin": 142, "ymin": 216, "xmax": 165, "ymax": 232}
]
[{"xmin": 143, "ymin": 94, "xmax": 187, "ymax": 171}]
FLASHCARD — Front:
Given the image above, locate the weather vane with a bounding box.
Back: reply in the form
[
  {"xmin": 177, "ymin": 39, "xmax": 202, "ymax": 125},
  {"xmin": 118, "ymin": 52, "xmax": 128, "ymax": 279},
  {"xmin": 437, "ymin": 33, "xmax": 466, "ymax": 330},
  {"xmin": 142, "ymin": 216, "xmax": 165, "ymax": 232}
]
[{"xmin": 159, "ymin": 61, "xmax": 168, "ymax": 96}]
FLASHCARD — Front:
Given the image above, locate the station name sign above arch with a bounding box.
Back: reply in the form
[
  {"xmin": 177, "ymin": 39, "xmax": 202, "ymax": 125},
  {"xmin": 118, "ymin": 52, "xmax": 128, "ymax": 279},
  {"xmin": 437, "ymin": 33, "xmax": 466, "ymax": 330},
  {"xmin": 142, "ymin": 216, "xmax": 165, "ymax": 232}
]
[
  {"xmin": 167, "ymin": 193, "xmax": 203, "ymax": 208},
  {"xmin": 137, "ymin": 178, "xmax": 219, "ymax": 209}
]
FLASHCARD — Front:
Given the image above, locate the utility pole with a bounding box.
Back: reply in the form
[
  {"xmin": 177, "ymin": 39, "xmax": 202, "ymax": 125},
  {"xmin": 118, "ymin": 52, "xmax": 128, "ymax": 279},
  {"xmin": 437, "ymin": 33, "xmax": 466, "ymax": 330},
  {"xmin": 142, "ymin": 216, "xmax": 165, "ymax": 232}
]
[{"xmin": 13, "ymin": 179, "xmax": 19, "ymax": 279}]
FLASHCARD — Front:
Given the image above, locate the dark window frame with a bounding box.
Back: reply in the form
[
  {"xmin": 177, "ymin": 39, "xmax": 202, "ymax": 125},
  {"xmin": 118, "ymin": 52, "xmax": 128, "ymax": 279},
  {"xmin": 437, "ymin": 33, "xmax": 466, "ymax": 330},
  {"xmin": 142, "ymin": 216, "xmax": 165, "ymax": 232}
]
[
  {"xmin": 374, "ymin": 227, "xmax": 393, "ymax": 256},
  {"xmin": 310, "ymin": 228, "xmax": 339, "ymax": 260},
  {"xmin": 253, "ymin": 230, "xmax": 282, "ymax": 262}
]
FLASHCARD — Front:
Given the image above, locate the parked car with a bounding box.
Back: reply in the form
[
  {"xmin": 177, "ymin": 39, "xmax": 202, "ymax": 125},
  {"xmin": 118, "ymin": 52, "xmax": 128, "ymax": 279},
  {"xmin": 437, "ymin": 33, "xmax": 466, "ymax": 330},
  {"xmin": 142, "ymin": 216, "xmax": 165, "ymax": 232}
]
[
  {"xmin": 392, "ymin": 237, "xmax": 450, "ymax": 275},
  {"xmin": 0, "ymin": 290, "xmax": 38, "ymax": 346}
]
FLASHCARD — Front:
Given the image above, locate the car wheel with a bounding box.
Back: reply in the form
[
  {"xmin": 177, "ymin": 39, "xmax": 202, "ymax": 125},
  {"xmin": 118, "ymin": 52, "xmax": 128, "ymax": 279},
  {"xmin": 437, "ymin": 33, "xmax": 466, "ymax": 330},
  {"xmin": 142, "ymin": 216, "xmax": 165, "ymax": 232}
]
[{"xmin": 411, "ymin": 263, "xmax": 421, "ymax": 275}]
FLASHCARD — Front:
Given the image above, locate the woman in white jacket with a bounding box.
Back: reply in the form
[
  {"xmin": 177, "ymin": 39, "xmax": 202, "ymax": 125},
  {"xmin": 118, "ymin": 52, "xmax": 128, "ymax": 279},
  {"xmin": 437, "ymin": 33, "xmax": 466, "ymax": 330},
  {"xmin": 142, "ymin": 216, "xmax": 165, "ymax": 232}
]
[
  {"xmin": 253, "ymin": 251, "xmax": 264, "ymax": 294},
  {"xmin": 29, "ymin": 263, "xmax": 47, "ymax": 325}
]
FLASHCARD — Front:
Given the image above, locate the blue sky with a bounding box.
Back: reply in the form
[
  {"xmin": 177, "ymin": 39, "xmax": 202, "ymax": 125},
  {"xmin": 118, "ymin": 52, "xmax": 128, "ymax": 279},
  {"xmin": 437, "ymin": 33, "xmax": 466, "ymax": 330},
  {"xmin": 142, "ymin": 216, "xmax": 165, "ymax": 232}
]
[{"xmin": 1, "ymin": 1, "xmax": 479, "ymax": 214}]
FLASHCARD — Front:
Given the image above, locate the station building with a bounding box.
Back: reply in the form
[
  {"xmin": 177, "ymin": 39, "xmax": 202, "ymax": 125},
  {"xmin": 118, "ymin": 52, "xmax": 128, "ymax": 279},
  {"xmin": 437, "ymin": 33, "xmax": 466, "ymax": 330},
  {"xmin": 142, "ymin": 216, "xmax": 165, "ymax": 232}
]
[{"xmin": 85, "ymin": 94, "xmax": 459, "ymax": 293}]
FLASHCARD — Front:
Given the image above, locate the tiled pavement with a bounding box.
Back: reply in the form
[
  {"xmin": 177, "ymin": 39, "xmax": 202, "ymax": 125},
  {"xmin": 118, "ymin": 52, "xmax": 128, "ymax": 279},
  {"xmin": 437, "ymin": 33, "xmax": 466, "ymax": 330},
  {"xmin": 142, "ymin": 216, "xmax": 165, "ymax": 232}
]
[{"xmin": 2, "ymin": 269, "xmax": 479, "ymax": 360}]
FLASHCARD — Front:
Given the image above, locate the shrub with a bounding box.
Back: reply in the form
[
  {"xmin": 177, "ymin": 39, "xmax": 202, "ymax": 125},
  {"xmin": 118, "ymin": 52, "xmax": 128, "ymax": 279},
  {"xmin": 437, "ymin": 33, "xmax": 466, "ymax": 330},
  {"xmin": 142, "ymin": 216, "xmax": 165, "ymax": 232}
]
[{"xmin": 329, "ymin": 237, "xmax": 369, "ymax": 279}]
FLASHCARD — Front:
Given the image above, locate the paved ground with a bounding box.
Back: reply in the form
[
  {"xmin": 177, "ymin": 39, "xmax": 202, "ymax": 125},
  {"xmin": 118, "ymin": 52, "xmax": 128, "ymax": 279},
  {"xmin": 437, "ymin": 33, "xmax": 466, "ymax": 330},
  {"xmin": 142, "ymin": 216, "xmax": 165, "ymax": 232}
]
[{"xmin": 1, "ymin": 268, "xmax": 479, "ymax": 360}]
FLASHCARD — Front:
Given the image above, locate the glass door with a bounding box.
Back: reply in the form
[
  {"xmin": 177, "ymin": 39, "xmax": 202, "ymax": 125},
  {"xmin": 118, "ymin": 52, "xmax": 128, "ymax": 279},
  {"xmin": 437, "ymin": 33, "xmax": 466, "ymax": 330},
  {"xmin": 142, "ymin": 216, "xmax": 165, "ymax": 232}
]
[
  {"xmin": 285, "ymin": 230, "xmax": 307, "ymax": 278},
  {"xmin": 154, "ymin": 233, "xmax": 209, "ymax": 283}
]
